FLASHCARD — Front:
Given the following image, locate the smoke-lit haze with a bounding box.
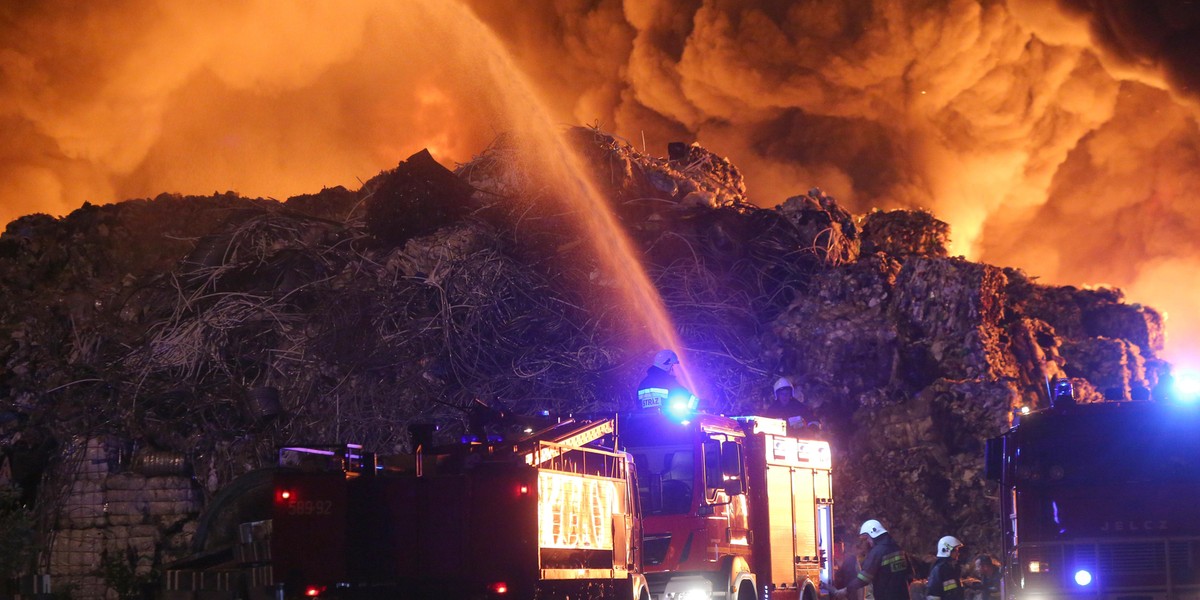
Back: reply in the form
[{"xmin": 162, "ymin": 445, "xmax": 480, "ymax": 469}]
[{"xmin": 2, "ymin": 1, "xmax": 1198, "ymax": 363}]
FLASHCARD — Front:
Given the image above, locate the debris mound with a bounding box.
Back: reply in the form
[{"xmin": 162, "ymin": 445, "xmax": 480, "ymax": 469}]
[
  {"xmin": 364, "ymin": 149, "xmax": 475, "ymax": 246},
  {"xmin": 0, "ymin": 128, "xmax": 1170, "ymax": 597},
  {"xmin": 860, "ymin": 209, "xmax": 950, "ymax": 258}
]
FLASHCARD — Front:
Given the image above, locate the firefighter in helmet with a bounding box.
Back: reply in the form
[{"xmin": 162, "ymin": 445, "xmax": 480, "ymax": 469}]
[
  {"xmin": 637, "ymin": 349, "xmax": 697, "ymax": 414},
  {"xmin": 835, "ymin": 519, "xmax": 912, "ymax": 600},
  {"xmin": 763, "ymin": 376, "xmax": 821, "ymax": 434},
  {"xmin": 926, "ymin": 536, "xmax": 977, "ymax": 600}
]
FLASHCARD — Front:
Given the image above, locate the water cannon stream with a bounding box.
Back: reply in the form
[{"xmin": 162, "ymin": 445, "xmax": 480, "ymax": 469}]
[{"xmin": 438, "ymin": 0, "xmax": 701, "ymax": 395}]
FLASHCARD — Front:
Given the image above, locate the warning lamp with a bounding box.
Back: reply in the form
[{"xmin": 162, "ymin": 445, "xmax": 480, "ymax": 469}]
[
  {"xmin": 1173, "ymin": 368, "xmax": 1200, "ymax": 403},
  {"xmin": 278, "ymin": 489, "xmax": 293, "ymax": 502},
  {"xmin": 304, "ymin": 585, "xmax": 325, "ymax": 597},
  {"xmin": 519, "ymin": 485, "xmax": 529, "ymax": 495},
  {"xmin": 1028, "ymin": 560, "xmax": 1048, "ymax": 573},
  {"xmin": 488, "ymin": 581, "xmax": 508, "ymax": 594},
  {"xmin": 667, "ymin": 400, "xmax": 691, "ymax": 418},
  {"xmin": 664, "ymin": 390, "xmax": 698, "ymax": 422},
  {"xmin": 1074, "ymin": 569, "xmax": 1093, "ymax": 586}
]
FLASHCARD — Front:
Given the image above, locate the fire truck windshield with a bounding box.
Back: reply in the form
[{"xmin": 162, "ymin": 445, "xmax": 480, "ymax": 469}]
[
  {"xmin": 622, "ymin": 414, "xmax": 699, "ymax": 515},
  {"xmin": 1010, "ymin": 404, "xmax": 1200, "ymax": 541},
  {"xmin": 1015, "ymin": 408, "xmax": 1200, "ymax": 484},
  {"xmin": 631, "ymin": 447, "xmax": 694, "ymax": 515}
]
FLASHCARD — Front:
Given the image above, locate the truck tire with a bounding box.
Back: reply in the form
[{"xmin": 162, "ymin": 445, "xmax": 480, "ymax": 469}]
[
  {"xmin": 736, "ymin": 581, "xmax": 756, "ymax": 600},
  {"xmin": 191, "ymin": 467, "xmax": 289, "ymax": 553}
]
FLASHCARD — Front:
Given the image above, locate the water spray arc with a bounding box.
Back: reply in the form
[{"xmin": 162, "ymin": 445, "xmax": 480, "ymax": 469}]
[{"xmin": 436, "ymin": 0, "xmax": 699, "ymax": 395}]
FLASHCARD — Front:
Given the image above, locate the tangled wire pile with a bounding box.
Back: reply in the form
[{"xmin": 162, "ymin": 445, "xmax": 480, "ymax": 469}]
[{"xmin": 0, "ymin": 127, "xmax": 1171, "ymax": 585}]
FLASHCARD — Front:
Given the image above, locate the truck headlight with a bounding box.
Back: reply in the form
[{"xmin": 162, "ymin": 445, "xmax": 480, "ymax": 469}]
[{"xmin": 665, "ymin": 576, "xmax": 713, "ymax": 600}]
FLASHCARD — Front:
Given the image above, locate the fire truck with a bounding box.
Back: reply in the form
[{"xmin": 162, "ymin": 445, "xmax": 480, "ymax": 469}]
[
  {"xmin": 985, "ymin": 399, "xmax": 1200, "ymax": 599},
  {"xmin": 620, "ymin": 412, "xmax": 834, "ymax": 600},
  {"xmin": 168, "ymin": 416, "xmax": 648, "ymax": 600},
  {"xmin": 167, "ymin": 410, "xmax": 832, "ymax": 600}
]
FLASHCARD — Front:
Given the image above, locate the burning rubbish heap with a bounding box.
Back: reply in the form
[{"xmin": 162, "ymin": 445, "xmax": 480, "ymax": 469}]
[{"xmin": 0, "ymin": 128, "xmax": 1167, "ymax": 596}]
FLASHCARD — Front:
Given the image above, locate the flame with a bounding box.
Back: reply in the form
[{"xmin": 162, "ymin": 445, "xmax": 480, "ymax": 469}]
[{"xmin": 1, "ymin": 1, "xmax": 1198, "ymax": 361}]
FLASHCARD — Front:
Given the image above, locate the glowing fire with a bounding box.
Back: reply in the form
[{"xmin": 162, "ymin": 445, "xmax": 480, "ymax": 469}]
[{"xmin": 1, "ymin": 1, "xmax": 1197, "ymax": 361}]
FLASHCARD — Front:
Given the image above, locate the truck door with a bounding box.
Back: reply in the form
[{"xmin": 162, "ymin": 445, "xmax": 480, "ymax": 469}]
[{"xmin": 702, "ymin": 433, "xmax": 750, "ymax": 557}]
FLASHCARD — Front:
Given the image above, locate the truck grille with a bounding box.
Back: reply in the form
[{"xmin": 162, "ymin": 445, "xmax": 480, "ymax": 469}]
[
  {"xmin": 1099, "ymin": 543, "xmax": 1165, "ymax": 573},
  {"xmin": 1022, "ymin": 539, "xmax": 1200, "ymax": 594}
]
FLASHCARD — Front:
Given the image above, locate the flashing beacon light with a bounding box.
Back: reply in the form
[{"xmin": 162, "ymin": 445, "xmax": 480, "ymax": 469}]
[
  {"xmin": 1074, "ymin": 569, "xmax": 1093, "ymax": 586},
  {"xmin": 664, "ymin": 390, "xmax": 698, "ymax": 422},
  {"xmin": 488, "ymin": 581, "xmax": 509, "ymax": 594},
  {"xmin": 304, "ymin": 586, "xmax": 324, "ymax": 597},
  {"xmin": 278, "ymin": 489, "xmax": 293, "ymax": 501},
  {"xmin": 1173, "ymin": 368, "xmax": 1200, "ymax": 403}
]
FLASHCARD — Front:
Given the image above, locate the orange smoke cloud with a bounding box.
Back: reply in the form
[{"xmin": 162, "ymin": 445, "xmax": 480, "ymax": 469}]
[
  {"xmin": 2, "ymin": 1, "xmax": 1198, "ymax": 362},
  {"xmin": 0, "ymin": 1, "xmax": 504, "ymax": 221}
]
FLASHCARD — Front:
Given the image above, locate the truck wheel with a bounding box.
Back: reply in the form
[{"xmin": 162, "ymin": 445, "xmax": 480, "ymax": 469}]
[
  {"xmin": 737, "ymin": 582, "xmax": 756, "ymax": 600},
  {"xmin": 191, "ymin": 467, "xmax": 289, "ymax": 553}
]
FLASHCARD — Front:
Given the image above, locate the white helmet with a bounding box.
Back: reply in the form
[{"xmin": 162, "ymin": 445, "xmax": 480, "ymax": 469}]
[
  {"xmin": 937, "ymin": 535, "xmax": 963, "ymax": 558},
  {"xmin": 773, "ymin": 377, "xmax": 793, "ymax": 392},
  {"xmin": 653, "ymin": 349, "xmax": 680, "ymax": 370},
  {"xmin": 859, "ymin": 519, "xmax": 887, "ymax": 538}
]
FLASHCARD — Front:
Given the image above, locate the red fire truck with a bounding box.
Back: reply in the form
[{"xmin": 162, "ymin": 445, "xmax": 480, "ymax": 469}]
[
  {"xmin": 986, "ymin": 400, "xmax": 1200, "ymax": 599},
  {"xmin": 620, "ymin": 412, "xmax": 834, "ymax": 600},
  {"xmin": 273, "ymin": 417, "xmax": 648, "ymax": 600},
  {"xmin": 167, "ymin": 411, "xmax": 832, "ymax": 600},
  {"xmin": 168, "ymin": 417, "xmax": 648, "ymax": 600}
]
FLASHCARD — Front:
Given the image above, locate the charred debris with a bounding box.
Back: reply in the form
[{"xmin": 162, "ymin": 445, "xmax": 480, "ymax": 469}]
[{"xmin": 0, "ymin": 128, "xmax": 1167, "ymax": 593}]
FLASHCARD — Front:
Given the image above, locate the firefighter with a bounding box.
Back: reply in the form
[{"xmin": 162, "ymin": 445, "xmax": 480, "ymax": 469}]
[
  {"xmin": 969, "ymin": 554, "xmax": 1000, "ymax": 600},
  {"xmin": 834, "ymin": 519, "xmax": 911, "ymax": 600},
  {"xmin": 636, "ymin": 349, "xmax": 696, "ymax": 413},
  {"xmin": 833, "ymin": 527, "xmax": 869, "ymax": 600},
  {"xmin": 926, "ymin": 536, "xmax": 974, "ymax": 600},
  {"xmin": 763, "ymin": 376, "xmax": 820, "ymax": 434}
]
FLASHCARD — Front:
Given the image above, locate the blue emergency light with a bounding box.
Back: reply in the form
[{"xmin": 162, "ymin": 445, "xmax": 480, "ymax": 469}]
[
  {"xmin": 1074, "ymin": 569, "xmax": 1093, "ymax": 586},
  {"xmin": 1172, "ymin": 368, "xmax": 1200, "ymax": 404},
  {"xmin": 664, "ymin": 390, "xmax": 699, "ymax": 422}
]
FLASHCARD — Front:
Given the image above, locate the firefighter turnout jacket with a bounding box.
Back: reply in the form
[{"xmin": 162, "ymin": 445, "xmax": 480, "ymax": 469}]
[
  {"xmin": 637, "ymin": 365, "xmax": 680, "ymax": 409},
  {"xmin": 847, "ymin": 533, "xmax": 912, "ymax": 600},
  {"xmin": 926, "ymin": 557, "xmax": 964, "ymax": 600}
]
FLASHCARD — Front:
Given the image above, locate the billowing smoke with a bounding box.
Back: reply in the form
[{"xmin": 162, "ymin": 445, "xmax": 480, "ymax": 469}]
[
  {"xmin": 2, "ymin": 1, "xmax": 1198, "ymax": 362},
  {"xmin": 0, "ymin": 2, "xmax": 508, "ymax": 221}
]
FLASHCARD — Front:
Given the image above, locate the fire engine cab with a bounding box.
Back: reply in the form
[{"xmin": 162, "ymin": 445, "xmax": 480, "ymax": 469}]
[
  {"xmin": 986, "ymin": 399, "xmax": 1200, "ymax": 599},
  {"xmin": 621, "ymin": 411, "xmax": 834, "ymax": 600}
]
